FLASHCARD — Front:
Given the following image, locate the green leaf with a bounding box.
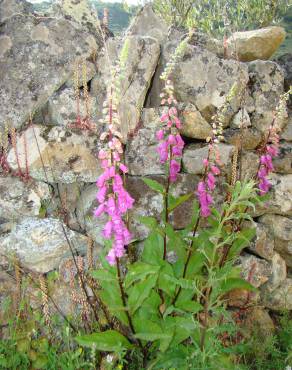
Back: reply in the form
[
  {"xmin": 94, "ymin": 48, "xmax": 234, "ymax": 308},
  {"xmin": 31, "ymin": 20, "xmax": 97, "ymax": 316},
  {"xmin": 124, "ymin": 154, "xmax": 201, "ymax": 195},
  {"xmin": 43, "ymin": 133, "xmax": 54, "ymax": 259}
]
[
  {"xmin": 124, "ymin": 262, "xmax": 160, "ymax": 288},
  {"xmin": 158, "ymin": 262, "xmax": 176, "ymax": 296},
  {"xmin": 228, "ymin": 228, "xmax": 256, "ymax": 259},
  {"xmin": 134, "ymin": 322, "xmax": 171, "ymax": 342},
  {"xmin": 168, "ymin": 193, "xmax": 193, "ymax": 212},
  {"xmin": 76, "ymin": 330, "xmax": 132, "ymax": 351},
  {"xmin": 142, "ymin": 178, "xmax": 165, "ymax": 194},
  {"xmin": 142, "ymin": 232, "xmax": 164, "ymax": 265},
  {"xmin": 175, "ymin": 300, "xmax": 203, "ymax": 314},
  {"xmin": 138, "ymin": 216, "xmax": 158, "ymax": 229},
  {"xmin": 219, "ymin": 278, "xmax": 257, "ymax": 295},
  {"xmin": 128, "ymin": 274, "xmax": 158, "ymax": 314},
  {"xmin": 91, "ymin": 269, "xmax": 116, "ymax": 282}
]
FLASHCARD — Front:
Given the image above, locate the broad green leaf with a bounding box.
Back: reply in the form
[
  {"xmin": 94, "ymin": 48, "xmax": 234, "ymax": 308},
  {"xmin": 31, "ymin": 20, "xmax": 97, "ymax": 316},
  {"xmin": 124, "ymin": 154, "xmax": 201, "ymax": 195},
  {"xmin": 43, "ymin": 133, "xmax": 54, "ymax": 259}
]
[
  {"xmin": 219, "ymin": 278, "xmax": 257, "ymax": 296},
  {"xmin": 134, "ymin": 322, "xmax": 171, "ymax": 342},
  {"xmin": 168, "ymin": 193, "xmax": 193, "ymax": 212},
  {"xmin": 76, "ymin": 330, "xmax": 132, "ymax": 351},
  {"xmin": 158, "ymin": 262, "xmax": 176, "ymax": 296},
  {"xmin": 91, "ymin": 269, "xmax": 116, "ymax": 282},
  {"xmin": 228, "ymin": 228, "xmax": 256, "ymax": 259},
  {"xmin": 138, "ymin": 216, "xmax": 158, "ymax": 229},
  {"xmin": 175, "ymin": 300, "xmax": 203, "ymax": 314},
  {"xmin": 128, "ymin": 274, "xmax": 158, "ymax": 314},
  {"xmin": 142, "ymin": 178, "xmax": 165, "ymax": 194},
  {"xmin": 124, "ymin": 262, "xmax": 160, "ymax": 288},
  {"xmin": 142, "ymin": 232, "xmax": 164, "ymax": 265}
]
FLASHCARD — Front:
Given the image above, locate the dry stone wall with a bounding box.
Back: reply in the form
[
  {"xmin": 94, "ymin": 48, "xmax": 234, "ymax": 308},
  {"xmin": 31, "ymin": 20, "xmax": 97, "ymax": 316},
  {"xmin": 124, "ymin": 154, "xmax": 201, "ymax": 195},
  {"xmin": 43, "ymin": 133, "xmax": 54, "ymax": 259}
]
[{"xmin": 0, "ymin": 1, "xmax": 291, "ymax": 318}]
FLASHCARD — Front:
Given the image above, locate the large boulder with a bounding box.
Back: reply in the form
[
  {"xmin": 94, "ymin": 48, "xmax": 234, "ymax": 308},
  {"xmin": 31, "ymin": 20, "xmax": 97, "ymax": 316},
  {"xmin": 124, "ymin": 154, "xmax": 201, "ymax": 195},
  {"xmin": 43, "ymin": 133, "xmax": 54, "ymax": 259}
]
[
  {"xmin": 0, "ymin": 0, "xmax": 99, "ymax": 130},
  {"xmin": 91, "ymin": 35, "xmax": 160, "ymax": 142},
  {"xmin": 7, "ymin": 125, "xmax": 102, "ymax": 183},
  {"xmin": 126, "ymin": 4, "xmax": 168, "ymax": 44},
  {"xmin": 248, "ymin": 61, "xmax": 286, "ymax": 132},
  {"xmin": 227, "ymin": 26, "xmax": 286, "ymax": 62},
  {"xmin": 259, "ymin": 214, "xmax": 292, "ymax": 267},
  {"xmin": 0, "ymin": 218, "xmax": 88, "ymax": 273},
  {"xmin": 147, "ymin": 41, "xmax": 249, "ymax": 124}
]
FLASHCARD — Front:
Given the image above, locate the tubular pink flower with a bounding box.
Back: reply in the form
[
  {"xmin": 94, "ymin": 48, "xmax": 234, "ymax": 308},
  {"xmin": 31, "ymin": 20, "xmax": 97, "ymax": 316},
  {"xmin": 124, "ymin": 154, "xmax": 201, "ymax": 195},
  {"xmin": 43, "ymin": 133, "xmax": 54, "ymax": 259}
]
[
  {"xmin": 156, "ymin": 130, "xmax": 164, "ymax": 140},
  {"xmin": 170, "ymin": 160, "xmax": 180, "ymax": 183},
  {"xmin": 94, "ymin": 203, "xmax": 105, "ymax": 217}
]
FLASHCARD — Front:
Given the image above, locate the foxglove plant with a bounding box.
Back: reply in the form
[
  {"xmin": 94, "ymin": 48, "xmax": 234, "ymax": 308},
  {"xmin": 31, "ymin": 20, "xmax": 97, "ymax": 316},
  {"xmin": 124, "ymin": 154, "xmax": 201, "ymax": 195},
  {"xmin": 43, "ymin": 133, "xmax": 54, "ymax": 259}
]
[{"xmin": 94, "ymin": 51, "xmax": 134, "ymax": 265}]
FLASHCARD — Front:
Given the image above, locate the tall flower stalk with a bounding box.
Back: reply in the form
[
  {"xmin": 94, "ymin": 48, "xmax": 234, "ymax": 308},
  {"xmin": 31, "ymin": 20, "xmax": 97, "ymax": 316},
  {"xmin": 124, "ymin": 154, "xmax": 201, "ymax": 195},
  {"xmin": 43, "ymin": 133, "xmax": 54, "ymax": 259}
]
[{"xmin": 94, "ymin": 40, "xmax": 134, "ymax": 266}]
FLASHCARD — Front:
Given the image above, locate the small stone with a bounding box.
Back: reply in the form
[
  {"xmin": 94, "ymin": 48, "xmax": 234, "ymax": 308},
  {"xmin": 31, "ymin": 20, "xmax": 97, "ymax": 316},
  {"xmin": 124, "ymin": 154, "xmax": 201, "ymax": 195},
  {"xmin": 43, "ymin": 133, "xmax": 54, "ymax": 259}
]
[
  {"xmin": 248, "ymin": 222, "xmax": 274, "ymax": 260},
  {"xmin": 180, "ymin": 104, "xmax": 212, "ymax": 139},
  {"xmin": 0, "ymin": 176, "xmax": 50, "ymax": 220},
  {"xmin": 231, "ymin": 108, "xmax": 251, "ymax": 129},
  {"xmin": 262, "ymin": 278, "xmax": 292, "ymax": 310},
  {"xmin": 239, "ymin": 254, "xmax": 272, "ymax": 288},
  {"xmin": 227, "ymin": 27, "xmax": 286, "ymax": 62},
  {"xmin": 273, "ymin": 142, "xmax": 292, "ymax": 174},
  {"xmin": 224, "ymin": 127, "xmax": 262, "ymax": 150},
  {"xmin": 243, "ymin": 307, "xmax": 275, "ymax": 337},
  {"xmin": 262, "ymin": 252, "xmax": 287, "ymax": 292},
  {"xmin": 182, "ymin": 143, "xmax": 234, "ymax": 175}
]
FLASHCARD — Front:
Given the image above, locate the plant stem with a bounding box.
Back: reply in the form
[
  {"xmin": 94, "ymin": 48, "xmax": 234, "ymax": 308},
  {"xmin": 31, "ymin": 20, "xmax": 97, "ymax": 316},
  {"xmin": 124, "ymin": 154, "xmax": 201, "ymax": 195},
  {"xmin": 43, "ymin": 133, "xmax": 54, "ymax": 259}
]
[
  {"xmin": 172, "ymin": 215, "xmax": 200, "ymax": 305},
  {"xmin": 116, "ymin": 258, "xmax": 144, "ymax": 353},
  {"xmin": 199, "ymin": 286, "xmax": 211, "ymax": 351}
]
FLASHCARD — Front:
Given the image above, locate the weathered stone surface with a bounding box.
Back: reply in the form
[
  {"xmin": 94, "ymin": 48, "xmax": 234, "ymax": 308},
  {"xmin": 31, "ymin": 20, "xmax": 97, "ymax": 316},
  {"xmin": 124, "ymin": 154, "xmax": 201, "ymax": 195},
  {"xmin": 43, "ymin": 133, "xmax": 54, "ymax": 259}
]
[
  {"xmin": 273, "ymin": 142, "xmax": 292, "ymax": 174},
  {"xmin": 255, "ymin": 174, "xmax": 292, "ymax": 216},
  {"xmin": 0, "ymin": 0, "xmax": 33, "ymax": 23},
  {"xmin": 0, "ymin": 1, "xmax": 99, "ymax": 130},
  {"xmin": 227, "ymin": 27, "xmax": 286, "ymax": 62},
  {"xmin": 46, "ymin": 86, "xmax": 98, "ymax": 127},
  {"xmin": 241, "ymin": 151, "xmax": 260, "ymax": 180},
  {"xmin": 148, "ymin": 41, "xmax": 249, "ymax": 124},
  {"xmin": 180, "ymin": 104, "xmax": 212, "ymax": 139},
  {"xmin": 243, "ymin": 307, "xmax": 275, "ymax": 337},
  {"xmin": 126, "ymin": 4, "xmax": 168, "ymax": 43},
  {"xmin": 275, "ymin": 53, "xmax": 292, "ymax": 108},
  {"xmin": 182, "ymin": 143, "xmax": 234, "ymax": 175},
  {"xmin": 91, "ymin": 35, "xmax": 160, "ymax": 142},
  {"xmin": 0, "ymin": 176, "xmax": 50, "ymax": 221},
  {"xmin": 248, "ymin": 61, "xmax": 286, "ymax": 132},
  {"xmin": 65, "ymin": 60, "xmax": 97, "ymax": 89},
  {"xmin": 248, "ymin": 222, "xmax": 274, "ymax": 260},
  {"xmin": 239, "ymin": 254, "xmax": 272, "ymax": 288},
  {"xmin": 0, "ymin": 218, "xmax": 88, "ymax": 273},
  {"xmin": 262, "ymin": 278, "xmax": 292, "ymax": 310},
  {"xmin": 259, "ymin": 214, "xmax": 292, "ymax": 267},
  {"xmin": 262, "ymin": 252, "xmax": 287, "ymax": 292},
  {"xmin": 224, "ymin": 127, "xmax": 262, "ymax": 150},
  {"xmin": 282, "ymin": 114, "xmax": 292, "ymax": 141},
  {"xmin": 7, "ymin": 125, "xmax": 102, "ymax": 183},
  {"xmin": 189, "ymin": 32, "xmax": 224, "ymax": 57},
  {"xmin": 61, "ymin": 0, "xmax": 100, "ymax": 36},
  {"xmin": 231, "ymin": 108, "xmax": 251, "ymax": 129},
  {"xmin": 125, "ymin": 109, "xmax": 165, "ymax": 176}
]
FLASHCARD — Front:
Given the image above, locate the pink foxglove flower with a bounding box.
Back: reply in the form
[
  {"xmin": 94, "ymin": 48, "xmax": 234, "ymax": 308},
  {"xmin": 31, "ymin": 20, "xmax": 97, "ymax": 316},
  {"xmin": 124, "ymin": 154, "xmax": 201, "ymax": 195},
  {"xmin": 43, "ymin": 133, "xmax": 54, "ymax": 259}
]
[
  {"xmin": 156, "ymin": 80, "xmax": 184, "ymax": 183},
  {"xmin": 196, "ymin": 145, "xmax": 221, "ymax": 217},
  {"xmin": 256, "ymin": 126, "xmax": 280, "ymax": 195}
]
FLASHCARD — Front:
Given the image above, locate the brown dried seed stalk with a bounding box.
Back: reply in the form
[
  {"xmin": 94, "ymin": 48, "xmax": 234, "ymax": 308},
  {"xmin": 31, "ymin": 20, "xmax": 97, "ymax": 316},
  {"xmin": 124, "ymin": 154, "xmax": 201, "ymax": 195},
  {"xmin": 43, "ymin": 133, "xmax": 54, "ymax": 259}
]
[
  {"xmin": 74, "ymin": 60, "xmax": 81, "ymax": 121},
  {"xmin": 77, "ymin": 256, "xmax": 91, "ymax": 320},
  {"xmin": 39, "ymin": 274, "xmax": 51, "ymax": 326},
  {"xmin": 10, "ymin": 126, "xmax": 22, "ymax": 177},
  {"xmin": 87, "ymin": 238, "xmax": 94, "ymax": 269},
  {"xmin": 231, "ymin": 145, "xmax": 239, "ymax": 187},
  {"xmin": 82, "ymin": 61, "xmax": 91, "ymax": 118},
  {"xmin": 14, "ymin": 256, "xmax": 22, "ymax": 314}
]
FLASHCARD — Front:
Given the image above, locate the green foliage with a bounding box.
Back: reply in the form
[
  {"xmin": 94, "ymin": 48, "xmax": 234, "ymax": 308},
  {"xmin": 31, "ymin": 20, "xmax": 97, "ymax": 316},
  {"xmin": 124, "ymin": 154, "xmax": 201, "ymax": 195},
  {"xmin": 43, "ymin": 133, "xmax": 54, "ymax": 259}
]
[
  {"xmin": 241, "ymin": 311, "xmax": 292, "ymax": 369},
  {"xmin": 153, "ymin": 0, "xmax": 290, "ymax": 37}
]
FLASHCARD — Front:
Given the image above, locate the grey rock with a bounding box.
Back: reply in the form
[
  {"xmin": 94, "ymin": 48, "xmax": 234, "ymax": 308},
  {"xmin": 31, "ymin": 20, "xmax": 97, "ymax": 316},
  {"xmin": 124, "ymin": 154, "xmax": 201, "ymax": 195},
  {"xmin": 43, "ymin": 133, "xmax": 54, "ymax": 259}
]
[
  {"xmin": 0, "ymin": 5, "xmax": 99, "ymax": 130},
  {"xmin": 227, "ymin": 27, "xmax": 286, "ymax": 62},
  {"xmin": 91, "ymin": 35, "xmax": 160, "ymax": 142},
  {"xmin": 239, "ymin": 254, "xmax": 272, "ymax": 288},
  {"xmin": 0, "ymin": 176, "xmax": 50, "ymax": 221},
  {"xmin": 262, "ymin": 252, "xmax": 287, "ymax": 292},
  {"xmin": 0, "ymin": 218, "xmax": 88, "ymax": 273},
  {"xmin": 262, "ymin": 278, "xmax": 292, "ymax": 310},
  {"xmin": 248, "ymin": 61, "xmax": 286, "ymax": 132},
  {"xmin": 126, "ymin": 4, "xmax": 168, "ymax": 43},
  {"xmin": 7, "ymin": 125, "xmax": 102, "ymax": 183},
  {"xmin": 182, "ymin": 143, "xmax": 234, "ymax": 175}
]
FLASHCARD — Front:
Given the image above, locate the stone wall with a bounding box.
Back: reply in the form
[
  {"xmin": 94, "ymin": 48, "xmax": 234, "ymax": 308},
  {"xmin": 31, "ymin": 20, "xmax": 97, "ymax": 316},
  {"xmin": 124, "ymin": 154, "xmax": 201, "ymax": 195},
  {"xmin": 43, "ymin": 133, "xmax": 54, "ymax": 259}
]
[{"xmin": 0, "ymin": 1, "xmax": 291, "ymax": 317}]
